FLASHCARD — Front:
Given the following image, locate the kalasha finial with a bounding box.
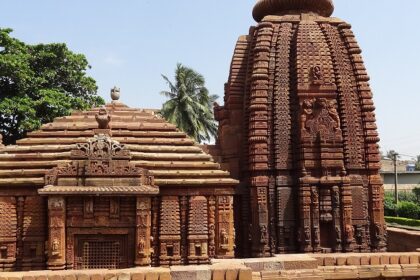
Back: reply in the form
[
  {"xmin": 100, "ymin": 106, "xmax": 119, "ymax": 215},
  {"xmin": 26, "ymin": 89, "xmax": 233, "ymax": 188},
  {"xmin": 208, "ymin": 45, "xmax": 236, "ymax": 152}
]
[
  {"xmin": 111, "ymin": 86, "xmax": 120, "ymax": 101},
  {"xmin": 253, "ymin": 0, "xmax": 334, "ymax": 22}
]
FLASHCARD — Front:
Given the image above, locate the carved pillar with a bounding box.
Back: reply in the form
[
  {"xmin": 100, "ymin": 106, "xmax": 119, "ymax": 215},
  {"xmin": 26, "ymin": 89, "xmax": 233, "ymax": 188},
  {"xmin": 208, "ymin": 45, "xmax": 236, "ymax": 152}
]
[
  {"xmin": 311, "ymin": 187, "xmax": 320, "ymax": 252},
  {"xmin": 151, "ymin": 197, "xmax": 160, "ymax": 266},
  {"xmin": 208, "ymin": 196, "xmax": 216, "ymax": 259},
  {"xmin": 135, "ymin": 197, "xmax": 152, "ymax": 266},
  {"xmin": 180, "ymin": 196, "xmax": 188, "ymax": 264},
  {"xmin": 331, "ymin": 186, "xmax": 342, "ymax": 252},
  {"xmin": 15, "ymin": 197, "xmax": 25, "ymax": 270},
  {"xmin": 47, "ymin": 196, "xmax": 66, "ymax": 270},
  {"xmin": 341, "ymin": 180, "xmax": 354, "ymax": 252},
  {"xmin": 298, "ymin": 183, "xmax": 312, "ymax": 252},
  {"xmin": 216, "ymin": 196, "xmax": 235, "ymax": 258}
]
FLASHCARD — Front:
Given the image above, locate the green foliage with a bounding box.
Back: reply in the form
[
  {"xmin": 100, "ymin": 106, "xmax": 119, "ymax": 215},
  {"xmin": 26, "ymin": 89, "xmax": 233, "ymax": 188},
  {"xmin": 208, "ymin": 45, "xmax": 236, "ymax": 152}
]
[
  {"xmin": 385, "ymin": 216, "xmax": 420, "ymax": 228},
  {"xmin": 0, "ymin": 28, "xmax": 104, "ymax": 144},
  {"xmin": 413, "ymin": 187, "xmax": 420, "ymax": 202},
  {"xmin": 159, "ymin": 63, "xmax": 218, "ymax": 143},
  {"xmin": 384, "ymin": 195, "xmax": 397, "ymax": 216},
  {"xmin": 396, "ymin": 201, "xmax": 420, "ymax": 219},
  {"xmin": 398, "ymin": 191, "xmax": 417, "ymax": 203}
]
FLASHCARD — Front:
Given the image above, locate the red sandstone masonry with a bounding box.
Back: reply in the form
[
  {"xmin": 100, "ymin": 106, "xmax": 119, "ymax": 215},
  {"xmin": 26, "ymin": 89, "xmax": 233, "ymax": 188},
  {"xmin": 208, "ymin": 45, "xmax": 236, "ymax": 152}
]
[{"xmin": 1, "ymin": 254, "xmax": 420, "ymax": 280}]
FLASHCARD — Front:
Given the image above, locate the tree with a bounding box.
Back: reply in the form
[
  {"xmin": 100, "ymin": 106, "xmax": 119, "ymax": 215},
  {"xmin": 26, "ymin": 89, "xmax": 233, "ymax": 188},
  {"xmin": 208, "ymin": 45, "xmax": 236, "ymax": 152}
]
[
  {"xmin": 160, "ymin": 63, "xmax": 218, "ymax": 143},
  {"xmin": 386, "ymin": 150, "xmax": 399, "ymax": 160},
  {"xmin": 0, "ymin": 28, "xmax": 104, "ymax": 145},
  {"xmin": 415, "ymin": 155, "xmax": 420, "ymax": 171}
]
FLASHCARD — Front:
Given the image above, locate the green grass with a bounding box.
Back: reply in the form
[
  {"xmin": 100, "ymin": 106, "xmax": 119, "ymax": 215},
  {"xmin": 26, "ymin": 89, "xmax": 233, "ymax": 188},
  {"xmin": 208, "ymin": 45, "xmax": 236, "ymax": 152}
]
[{"xmin": 385, "ymin": 216, "xmax": 420, "ymax": 228}]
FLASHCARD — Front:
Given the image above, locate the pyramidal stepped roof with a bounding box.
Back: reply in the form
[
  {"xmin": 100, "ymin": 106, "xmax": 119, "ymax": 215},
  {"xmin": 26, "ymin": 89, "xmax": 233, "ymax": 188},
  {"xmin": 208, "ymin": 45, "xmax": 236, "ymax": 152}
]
[
  {"xmin": 253, "ymin": 0, "xmax": 334, "ymax": 21},
  {"xmin": 0, "ymin": 96, "xmax": 238, "ymax": 188}
]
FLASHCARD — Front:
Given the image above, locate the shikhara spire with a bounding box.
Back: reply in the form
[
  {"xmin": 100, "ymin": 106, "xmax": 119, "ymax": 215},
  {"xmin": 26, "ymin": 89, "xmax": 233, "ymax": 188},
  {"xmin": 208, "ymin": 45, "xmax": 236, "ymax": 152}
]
[{"xmin": 253, "ymin": 0, "xmax": 334, "ymax": 21}]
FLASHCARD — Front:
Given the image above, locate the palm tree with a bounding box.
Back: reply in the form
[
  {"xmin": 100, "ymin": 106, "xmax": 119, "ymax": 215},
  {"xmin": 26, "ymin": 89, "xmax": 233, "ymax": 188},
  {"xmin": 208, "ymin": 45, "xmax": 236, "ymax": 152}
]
[{"xmin": 160, "ymin": 63, "xmax": 218, "ymax": 143}]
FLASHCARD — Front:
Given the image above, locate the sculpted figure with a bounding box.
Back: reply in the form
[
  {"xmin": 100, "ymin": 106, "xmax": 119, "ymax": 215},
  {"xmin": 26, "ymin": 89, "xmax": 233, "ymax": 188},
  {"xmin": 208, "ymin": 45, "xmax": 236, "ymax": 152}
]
[
  {"xmin": 260, "ymin": 225, "xmax": 268, "ymax": 244},
  {"xmin": 95, "ymin": 106, "xmax": 111, "ymax": 129},
  {"xmin": 328, "ymin": 100, "xmax": 341, "ymax": 130},
  {"xmin": 51, "ymin": 238, "xmax": 60, "ymax": 256},
  {"xmin": 220, "ymin": 229, "xmax": 229, "ymax": 247},
  {"xmin": 304, "ymin": 227, "xmax": 311, "ymax": 245},
  {"xmin": 138, "ymin": 239, "xmax": 145, "ymax": 256},
  {"xmin": 335, "ymin": 226, "xmax": 341, "ymax": 244},
  {"xmin": 312, "ymin": 65, "xmax": 324, "ymax": 84},
  {"xmin": 345, "ymin": 224, "xmax": 354, "ymax": 244}
]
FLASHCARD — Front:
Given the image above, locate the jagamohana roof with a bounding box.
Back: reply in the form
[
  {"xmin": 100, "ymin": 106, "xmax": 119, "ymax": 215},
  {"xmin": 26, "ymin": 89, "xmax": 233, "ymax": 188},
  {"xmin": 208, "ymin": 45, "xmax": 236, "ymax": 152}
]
[{"xmin": 0, "ymin": 100, "xmax": 238, "ymax": 188}]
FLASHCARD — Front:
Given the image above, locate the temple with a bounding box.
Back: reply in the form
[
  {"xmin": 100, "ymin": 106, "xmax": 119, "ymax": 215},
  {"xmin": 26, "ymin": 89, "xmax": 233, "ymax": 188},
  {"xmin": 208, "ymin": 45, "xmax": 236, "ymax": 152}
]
[
  {"xmin": 0, "ymin": 91, "xmax": 237, "ymax": 271},
  {"xmin": 213, "ymin": 0, "xmax": 386, "ymax": 257}
]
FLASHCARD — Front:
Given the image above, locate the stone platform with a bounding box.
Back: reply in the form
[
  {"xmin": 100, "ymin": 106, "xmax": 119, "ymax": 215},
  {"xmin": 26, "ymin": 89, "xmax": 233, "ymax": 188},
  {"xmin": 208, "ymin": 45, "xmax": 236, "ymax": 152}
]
[{"xmin": 1, "ymin": 253, "xmax": 420, "ymax": 280}]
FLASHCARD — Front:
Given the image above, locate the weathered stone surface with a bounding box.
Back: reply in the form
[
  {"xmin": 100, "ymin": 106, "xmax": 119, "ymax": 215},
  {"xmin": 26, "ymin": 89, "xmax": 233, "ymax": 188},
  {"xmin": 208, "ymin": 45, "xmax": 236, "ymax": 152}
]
[
  {"xmin": 213, "ymin": 0, "xmax": 386, "ymax": 258},
  {"xmin": 239, "ymin": 269, "xmax": 253, "ymax": 280}
]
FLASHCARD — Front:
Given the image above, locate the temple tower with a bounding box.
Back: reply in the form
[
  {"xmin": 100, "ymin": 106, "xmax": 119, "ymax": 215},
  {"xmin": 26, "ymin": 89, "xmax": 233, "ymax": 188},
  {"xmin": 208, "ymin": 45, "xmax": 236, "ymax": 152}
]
[{"xmin": 215, "ymin": 0, "xmax": 386, "ymax": 257}]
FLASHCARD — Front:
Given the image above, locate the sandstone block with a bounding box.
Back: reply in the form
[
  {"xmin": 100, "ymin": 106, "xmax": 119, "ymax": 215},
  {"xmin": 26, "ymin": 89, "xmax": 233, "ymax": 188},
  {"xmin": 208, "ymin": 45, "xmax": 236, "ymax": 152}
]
[
  {"xmin": 360, "ymin": 256, "xmax": 369, "ymax": 265},
  {"xmin": 346, "ymin": 256, "xmax": 360, "ymax": 266},
  {"xmin": 379, "ymin": 255, "xmax": 389, "ymax": 265},
  {"xmin": 22, "ymin": 276, "xmax": 35, "ymax": 280},
  {"xmin": 369, "ymin": 255, "xmax": 380, "ymax": 265},
  {"xmin": 145, "ymin": 272, "xmax": 158, "ymax": 280},
  {"xmin": 48, "ymin": 275, "xmax": 62, "ymax": 280},
  {"xmin": 336, "ymin": 256, "xmax": 347, "ymax": 266},
  {"xmin": 90, "ymin": 274, "xmax": 104, "ymax": 280},
  {"xmin": 131, "ymin": 273, "xmax": 145, "ymax": 280},
  {"xmin": 63, "ymin": 276, "xmax": 76, "ymax": 280},
  {"xmin": 401, "ymin": 264, "xmax": 420, "ymax": 277},
  {"xmin": 212, "ymin": 269, "xmax": 226, "ymax": 280},
  {"xmin": 239, "ymin": 268, "xmax": 252, "ymax": 280},
  {"xmin": 117, "ymin": 273, "xmax": 130, "ymax": 280},
  {"xmin": 76, "ymin": 274, "xmax": 90, "ymax": 280},
  {"xmin": 103, "ymin": 274, "xmax": 116, "ymax": 280},
  {"xmin": 409, "ymin": 254, "xmax": 419, "ymax": 264},
  {"xmin": 389, "ymin": 255, "xmax": 399, "ymax": 264},
  {"xmin": 158, "ymin": 271, "xmax": 171, "ymax": 280},
  {"xmin": 225, "ymin": 268, "xmax": 238, "ymax": 280},
  {"xmin": 399, "ymin": 255, "xmax": 409, "ymax": 264},
  {"xmin": 36, "ymin": 276, "xmax": 48, "ymax": 280},
  {"xmin": 323, "ymin": 257, "xmax": 335, "ymax": 266}
]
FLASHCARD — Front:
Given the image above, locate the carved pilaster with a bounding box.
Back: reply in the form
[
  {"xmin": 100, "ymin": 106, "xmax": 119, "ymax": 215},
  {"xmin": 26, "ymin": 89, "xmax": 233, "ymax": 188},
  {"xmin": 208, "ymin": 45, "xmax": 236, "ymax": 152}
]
[
  {"xmin": 331, "ymin": 186, "xmax": 342, "ymax": 252},
  {"xmin": 15, "ymin": 197, "xmax": 25, "ymax": 270},
  {"xmin": 208, "ymin": 196, "xmax": 216, "ymax": 259},
  {"xmin": 311, "ymin": 187, "xmax": 320, "ymax": 252},
  {"xmin": 151, "ymin": 197, "xmax": 160, "ymax": 266},
  {"xmin": 187, "ymin": 196, "xmax": 209, "ymax": 264},
  {"xmin": 47, "ymin": 196, "xmax": 66, "ymax": 270},
  {"xmin": 180, "ymin": 196, "xmax": 188, "ymax": 264},
  {"xmin": 135, "ymin": 197, "xmax": 152, "ymax": 266},
  {"xmin": 341, "ymin": 181, "xmax": 354, "ymax": 252},
  {"xmin": 216, "ymin": 196, "xmax": 235, "ymax": 258},
  {"xmin": 298, "ymin": 183, "xmax": 312, "ymax": 252}
]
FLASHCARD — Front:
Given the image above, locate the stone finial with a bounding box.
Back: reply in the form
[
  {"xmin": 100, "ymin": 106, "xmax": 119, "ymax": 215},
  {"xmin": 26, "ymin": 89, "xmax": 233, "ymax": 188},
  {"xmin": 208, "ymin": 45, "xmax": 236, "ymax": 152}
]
[
  {"xmin": 111, "ymin": 86, "xmax": 120, "ymax": 101},
  {"xmin": 95, "ymin": 106, "xmax": 111, "ymax": 129},
  {"xmin": 253, "ymin": 0, "xmax": 334, "ymax": 22}
]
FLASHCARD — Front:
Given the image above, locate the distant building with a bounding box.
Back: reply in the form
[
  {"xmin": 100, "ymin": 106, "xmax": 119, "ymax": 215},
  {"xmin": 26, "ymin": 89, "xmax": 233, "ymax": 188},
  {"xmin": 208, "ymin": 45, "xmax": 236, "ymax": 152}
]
[{"xmin": 380, "ymin": 160, "xmax": 419, "ymax": 192}]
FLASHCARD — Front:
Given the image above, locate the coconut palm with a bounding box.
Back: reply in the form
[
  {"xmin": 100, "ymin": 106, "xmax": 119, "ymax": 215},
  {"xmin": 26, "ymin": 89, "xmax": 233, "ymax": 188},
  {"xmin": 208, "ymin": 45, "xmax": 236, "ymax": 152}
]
[{"xmin": 160, "ymin": 63, "xmax": 218, "ymax": 143}]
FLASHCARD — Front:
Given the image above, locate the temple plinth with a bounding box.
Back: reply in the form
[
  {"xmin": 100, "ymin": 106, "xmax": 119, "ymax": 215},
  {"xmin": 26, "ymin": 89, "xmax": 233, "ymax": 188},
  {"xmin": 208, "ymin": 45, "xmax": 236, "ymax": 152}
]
[{"xmin": 215, "ymin": 0, "xmax": 386, "ymax": 257}]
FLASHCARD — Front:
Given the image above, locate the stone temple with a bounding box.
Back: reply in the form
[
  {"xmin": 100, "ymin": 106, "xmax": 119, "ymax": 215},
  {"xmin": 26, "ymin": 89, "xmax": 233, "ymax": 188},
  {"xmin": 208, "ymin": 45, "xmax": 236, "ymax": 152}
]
[
  {"xmin": 213, "ymin": 0, "xmax": 386, "ymax": 257},
  {"xmin": 0, "ymin": 0, "xmax": 388, "ymax": 273},
  {"xmin": 0, "ymin": 93, "xmax": 238, "ymax": 270}
]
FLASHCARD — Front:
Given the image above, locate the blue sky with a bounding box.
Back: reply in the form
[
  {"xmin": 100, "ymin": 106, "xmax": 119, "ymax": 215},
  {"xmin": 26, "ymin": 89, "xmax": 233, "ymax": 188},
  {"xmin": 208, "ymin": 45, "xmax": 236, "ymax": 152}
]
[{"xmin": 1, "ymin": 0, "xmax": 420, "ymax": 157}]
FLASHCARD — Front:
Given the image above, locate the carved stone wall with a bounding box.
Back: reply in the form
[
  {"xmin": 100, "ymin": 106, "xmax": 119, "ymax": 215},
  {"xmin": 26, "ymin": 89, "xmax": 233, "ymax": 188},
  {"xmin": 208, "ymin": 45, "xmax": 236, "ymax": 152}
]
[{"xmin": 215, "ymin": 3, "xmax": 386, "ymax": 257}]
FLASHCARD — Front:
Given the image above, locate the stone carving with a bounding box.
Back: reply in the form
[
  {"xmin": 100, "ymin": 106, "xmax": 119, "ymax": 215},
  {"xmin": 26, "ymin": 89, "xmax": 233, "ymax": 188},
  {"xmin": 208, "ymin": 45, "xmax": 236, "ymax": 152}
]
[
  {"xmin": 95, "ymin": 106, "xmax": 111, "ymax": 129},
  {"xmin": 312, "ymin": 65, "xmax": 324, "ymax": 85},
  {"xmin": 72, "ymin": 134, "xmax": 130, "ymax": 160},
  {"xmin": 301, "ymin": 98, "xmax": 341, "ymax": 139}
]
